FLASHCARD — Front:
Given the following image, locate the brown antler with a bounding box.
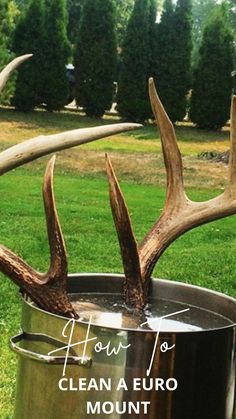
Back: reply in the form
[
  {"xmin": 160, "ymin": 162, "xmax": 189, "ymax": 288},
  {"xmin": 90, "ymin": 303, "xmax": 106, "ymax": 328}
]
[
  {"xmin": 106, "ymin": 156, "xmax": 145, "ymax": 309},
  {"xmin": 0, "ymin": 56, "xmax": 142, "ymax": 318},
  {"xmin": 0, "ymin": 156, "xmax": 78, "ymax": 317},
  {"xmin": 106, "ymin": 78, "xmax": 236, "ymax": 309}
]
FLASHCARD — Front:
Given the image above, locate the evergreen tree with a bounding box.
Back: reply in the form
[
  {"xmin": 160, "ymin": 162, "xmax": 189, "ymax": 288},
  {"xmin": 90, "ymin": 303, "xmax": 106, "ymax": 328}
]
[
  {"xmin": 171, "ymin": 0, "xmax": 192, "ymax": 121},
  {"xmin": 115, "ymin": 0, "xmax": 135, "ymax": 47},
  {"xmin": 43, "ymin": 0, "xmax": 70, "ymax": 111},
  {"xmin": 191, "ymin": 0, "xmax": 216, "ymax": 69},
  {"xmin": 117, "ymin": 0, "xmax": 154, "ymax": 122},
  {"xmin": 192, "ymin": 0, "xmax": 236, "ymax": 68},
  {"xmin": 0, "ymin": 2, "xmax": 11, "ymax": 75},
  {"xmin": 153, "ymin": 0, "xmax": 192, "ymax": 122},
  {"xmin": 0, "ymin": 1, "xmax": 19, "ymax": 104},
  {"xmin": 153, "ymin": 0, "xmax": 176, "ymax": 119},
  {"xmin": 75, "ymin": 0, "xmax": 116, "ymax": 117},
  {"xmin": 225, "ymin": 0, "xmax": 236, "ymax": 66},
  {"xmin": 12, "ymin": 0, "xmax": 45, "ymax": 111},
  {"xmin": 67, "ymin": 0, "xmax": 84, "ymax": 46},
  {"xmin": 149, "ymin": 0, "xmax": 158, "ymax": 77},
  {"xmin": 190, "ymin": 6, "xmax": 234, "ymax": 129}
]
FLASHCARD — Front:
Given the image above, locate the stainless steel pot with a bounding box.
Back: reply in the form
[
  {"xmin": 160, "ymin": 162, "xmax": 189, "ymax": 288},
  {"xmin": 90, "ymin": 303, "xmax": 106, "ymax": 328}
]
[{"xmin": 10, "ymin": 274, "xmax": 236, "ymax": 419}]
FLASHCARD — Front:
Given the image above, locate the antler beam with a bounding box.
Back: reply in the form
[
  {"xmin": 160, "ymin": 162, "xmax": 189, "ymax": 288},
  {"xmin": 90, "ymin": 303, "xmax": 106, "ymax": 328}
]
[{"xmin": 106, "ymin": 78, "xmax": 236, "ymax": 309}]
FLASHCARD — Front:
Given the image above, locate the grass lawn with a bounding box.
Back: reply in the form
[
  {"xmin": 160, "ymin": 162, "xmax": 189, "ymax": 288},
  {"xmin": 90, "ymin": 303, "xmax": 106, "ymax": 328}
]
[{"xmin": 0, "ymin": 107, "xmax": 235, "ymax": 417}]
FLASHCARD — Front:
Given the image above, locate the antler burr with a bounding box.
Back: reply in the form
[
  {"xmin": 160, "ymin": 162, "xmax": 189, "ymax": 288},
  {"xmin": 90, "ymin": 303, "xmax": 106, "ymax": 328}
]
[
  {"xmin": 0, "ymin": 56, "xmax": 142, "ymax": 318},
  {"xmin": 106, "ymin": 78, "xmax": 236, "ymax": 309}
]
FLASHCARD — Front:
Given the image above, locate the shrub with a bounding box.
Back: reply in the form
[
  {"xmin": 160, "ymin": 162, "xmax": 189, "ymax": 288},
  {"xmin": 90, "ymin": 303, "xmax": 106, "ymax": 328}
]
[
  {"xmin": 117, "ymin": 0, "xmax": 157, "ymax": 122},
  {"xmin": 154, "ymin": 0, "xmax": 192, "ymax": 122},
  {"xmin": 43, "ymin": 0, "xmax": 70, "ymax": 111},
  {"xmin": 190, "ymin": 5, "xmax": 234, "ymax": 129},
  {"xmin": 75, "ymin": 0, "xmax": 116, "ymax": 118},
  {"xmin": 12, "ymin": 0, "xmax": 45, "ymax": 111}
]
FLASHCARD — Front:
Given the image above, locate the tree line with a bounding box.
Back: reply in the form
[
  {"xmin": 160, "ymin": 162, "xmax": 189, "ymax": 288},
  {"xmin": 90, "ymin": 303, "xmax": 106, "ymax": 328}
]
[
  {"xmin": 0, "ymin": 0, "xmax": 235, "ymax": 129},
  {"xmin": 117, "ymin": 0, "xmax": 234, "ymax": 129}
]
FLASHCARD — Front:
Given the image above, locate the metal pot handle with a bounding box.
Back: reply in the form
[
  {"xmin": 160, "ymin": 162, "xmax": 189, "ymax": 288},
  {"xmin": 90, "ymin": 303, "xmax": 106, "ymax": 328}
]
[{"xmin": 10, "ymin": 331, "xmax": 92, "ymax": 367}]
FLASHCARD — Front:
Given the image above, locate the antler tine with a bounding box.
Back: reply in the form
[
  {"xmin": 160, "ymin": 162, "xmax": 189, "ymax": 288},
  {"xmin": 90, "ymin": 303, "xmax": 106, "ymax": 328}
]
[
  {"xmin": 0, "ymin": 123, "xmax": 142, "ymax": 176},
  {"xmin": 105, "ymin": 154, "xmax": 144, "ymax": 309},
  {"xmin": 42, "ymin": 155, "xmax": 67, "ymax": 281},
  {"xmin": 0, "ymin": 54, "xmax": 33, "ymax": 93},
  {"xmin": 149, "ymin": 78, "xmax": 186, "ymax": 208},
  {"xmin": 228, "ymin": 95, "xmax": 236, "ymax": 195},
  {"xmin": 39, "ymin": 156, "xmax": 77, "ymax": 318}
]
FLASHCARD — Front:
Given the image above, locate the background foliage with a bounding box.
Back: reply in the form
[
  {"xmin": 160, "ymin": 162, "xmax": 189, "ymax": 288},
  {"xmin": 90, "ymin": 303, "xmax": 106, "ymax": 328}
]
[
  {"xmin": 12, "ymin": 0, "xmax": 46, "ymax": 111},
  {"xmin": 117, "ymin": 0, "xmax": 154, "ymax": 122},
  {"xmin": 0, "ymin": 0, "xmax": 235, "ymax": 121},
  {"xmin": 190, "ymin": 5, "xmax": 234, "ymax": 129},
  {"xmin": 42, "ymin": 0, "xmax": 70, "ymax": 111},
  {"xmin": 75, "ymin": 0, "xmax": 116, "ymax": 117}
]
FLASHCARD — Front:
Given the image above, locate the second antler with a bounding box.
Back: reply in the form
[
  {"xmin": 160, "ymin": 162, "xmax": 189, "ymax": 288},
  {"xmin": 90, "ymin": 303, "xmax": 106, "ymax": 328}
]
[
  {"xmin": 0, "ymin": 156, "xmax": 78, "ymax": 318},
  {"xmin": 0, "ymin": 55, "xmax": 142, "ymax": 318},
  {"xmin": 106, "ymin": 78, "xmax": 236, "ymax": 309}
]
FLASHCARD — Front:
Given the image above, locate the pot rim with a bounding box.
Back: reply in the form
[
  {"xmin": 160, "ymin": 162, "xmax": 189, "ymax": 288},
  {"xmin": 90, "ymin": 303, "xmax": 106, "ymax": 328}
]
[{"xmin": 22, "ymin": 273, "xmax": 236, "ymax": 334}]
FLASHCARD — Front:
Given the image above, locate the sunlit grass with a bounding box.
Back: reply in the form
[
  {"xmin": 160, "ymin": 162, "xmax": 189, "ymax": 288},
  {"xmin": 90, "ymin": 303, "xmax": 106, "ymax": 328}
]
[
  {"xmin": 0, "ymin": 169, "xmax": 236, "ymax": 417},
  {"xmin": 0, "ymin": 107, "xmax": 230, "ymax": 157}
]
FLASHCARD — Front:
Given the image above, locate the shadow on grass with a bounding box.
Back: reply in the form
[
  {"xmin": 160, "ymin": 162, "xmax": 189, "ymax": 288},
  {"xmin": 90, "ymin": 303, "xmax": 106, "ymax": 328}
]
[{"xmin": 0, "ymin": 106, "xmax": 230, "ymax": 144}]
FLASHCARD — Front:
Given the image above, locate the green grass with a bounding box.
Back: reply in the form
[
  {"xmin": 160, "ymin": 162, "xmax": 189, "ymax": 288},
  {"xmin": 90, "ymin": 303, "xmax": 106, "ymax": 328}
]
[
  {"xmin": 0, "ymin": 108, "xmax": 234, "ymax": 417},
  {"xmin": 0, "ymin": 107, "xmax": 230, "ymax": 157},
  {"xmin": 0, "ymin": 168, "xmax": 236, "ymax": 417}
]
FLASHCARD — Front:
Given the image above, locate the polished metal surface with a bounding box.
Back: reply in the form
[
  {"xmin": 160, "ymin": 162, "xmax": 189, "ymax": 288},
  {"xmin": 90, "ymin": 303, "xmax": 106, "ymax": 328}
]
[
  {"xmin": 11, "ymin": 274, "xmax": 236, "ymax": 419},
  {"xmin": 10, "ymin": 332, "xmax": 92, "ymax": 366}
]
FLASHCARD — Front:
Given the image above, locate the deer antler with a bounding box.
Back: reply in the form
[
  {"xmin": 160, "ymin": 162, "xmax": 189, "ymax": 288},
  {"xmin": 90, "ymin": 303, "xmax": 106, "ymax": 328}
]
[
  {"xmin": 0, "ymin": 156, "xmax": 78, "ymax": 317},
  {"xmin": 0, "ymin": 54, "xmax": 33, "ymax": 92},
  {"xmin": 106, "ymin": 78, "xmax": 236, "ymax": 309},
  {"xmin": 0, "ymin": 56, "xmax": 142, "ymax": 318},
  {"xmin": 0, "ymin": 122, "xmax": 142, "ymax": 175}
]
